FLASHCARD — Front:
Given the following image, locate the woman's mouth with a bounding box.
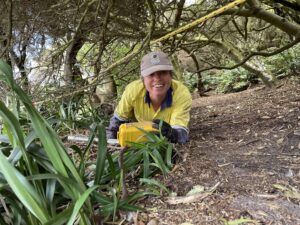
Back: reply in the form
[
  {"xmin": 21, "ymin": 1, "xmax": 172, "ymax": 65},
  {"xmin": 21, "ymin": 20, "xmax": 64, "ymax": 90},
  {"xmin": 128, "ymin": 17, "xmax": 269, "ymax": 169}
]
[{"xmin": 153, "ymin": 84, "xmax": 164, "ymax": 88}]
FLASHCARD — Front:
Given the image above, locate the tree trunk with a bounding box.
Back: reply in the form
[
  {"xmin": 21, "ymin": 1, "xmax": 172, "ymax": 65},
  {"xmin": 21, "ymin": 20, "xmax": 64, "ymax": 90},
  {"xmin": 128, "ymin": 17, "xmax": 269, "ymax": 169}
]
[
  {"xmin": 171, "ymin": 54, "xmax": 184, "ymax": 80},
  {"xmin": 180, "ymin": 48, "xmax": 206, "ymax": 96},
  {"xmin": 214, "ymin": 39, "xmax": 275, "ymax": 87},
  {"xmin": 10, "ymin": 46, "xmax": 30, "ymax": 93},
  {"xmin": 94, "ymin": 75, "xmax": 117, "ymax": 105},
  {"xmin": 64, "ymin": 37, "xmax": 85, "ymax": 85}
]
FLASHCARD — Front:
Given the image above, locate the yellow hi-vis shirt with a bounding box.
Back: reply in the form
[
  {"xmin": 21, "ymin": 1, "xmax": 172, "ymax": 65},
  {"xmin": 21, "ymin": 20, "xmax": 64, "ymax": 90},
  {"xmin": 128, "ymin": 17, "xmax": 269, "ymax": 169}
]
[{"xmin": 115, "ymin": 79, "xmax": 192, "ymax": 130}]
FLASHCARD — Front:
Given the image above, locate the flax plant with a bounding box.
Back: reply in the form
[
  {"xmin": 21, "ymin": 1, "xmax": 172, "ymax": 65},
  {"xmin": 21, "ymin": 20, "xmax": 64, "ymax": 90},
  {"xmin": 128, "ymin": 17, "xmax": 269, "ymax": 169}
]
[
  {"xmin": 0, "ymin": 60, "xmax": 94, "ymax": 224},
  {"xmin": 0, "ymin": 60, "xmax": 174, "ymax": 224}
]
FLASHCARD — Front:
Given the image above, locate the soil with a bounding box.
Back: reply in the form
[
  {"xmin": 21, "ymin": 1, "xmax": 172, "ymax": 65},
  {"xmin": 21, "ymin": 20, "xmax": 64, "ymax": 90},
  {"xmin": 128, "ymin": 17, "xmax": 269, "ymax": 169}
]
[{"xmin": 136, "ymin": 79, "xmax": 300, "ymax": 225}]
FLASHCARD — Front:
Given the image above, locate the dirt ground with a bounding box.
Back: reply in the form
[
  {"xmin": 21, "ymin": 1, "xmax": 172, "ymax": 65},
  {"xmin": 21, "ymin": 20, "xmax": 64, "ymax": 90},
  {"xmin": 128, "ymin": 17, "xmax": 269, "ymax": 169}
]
[{"xmin": 136, "ymin": 79, "xmax": 300, "ymax": 225}]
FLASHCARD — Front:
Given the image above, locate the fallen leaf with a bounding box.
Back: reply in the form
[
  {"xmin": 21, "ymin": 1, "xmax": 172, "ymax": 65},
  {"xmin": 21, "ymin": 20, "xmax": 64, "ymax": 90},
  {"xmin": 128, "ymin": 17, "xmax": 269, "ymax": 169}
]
[
  {"xmin": 186, "ymin": 185, "xmax": 205, "ymax": 196},
  {"xmin": 276, "ymin": 138, "xmax": 284, "ymax": 144},
  {"xmin": 166, "ymin": 182, "xmax": 220, "ymax": 204}
]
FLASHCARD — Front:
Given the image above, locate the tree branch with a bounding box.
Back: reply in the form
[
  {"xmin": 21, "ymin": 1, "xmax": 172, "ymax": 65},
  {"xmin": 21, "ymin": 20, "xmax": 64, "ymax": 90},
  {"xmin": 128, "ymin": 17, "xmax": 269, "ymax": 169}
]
[
  {"xmin": 94, "ymin": 0, "xmax": 115, "ymax": 75},
  {"xmin": 272, "ymin": 0, "xmax": 300, "ymax": 11},
  {"xmin": 224, "ymin": 7, "xmax": 300, "ymax": 37},
  {"xmin": 170, "ymin": 0, "xmax": 186, "ymax": 49},
  {"xmin": 146, "ymin": 0, "xmax": 156, "ymax": 40},
  {"xmin": 197, "ymin": 35, "xmax": 300, "ymax": 73}
]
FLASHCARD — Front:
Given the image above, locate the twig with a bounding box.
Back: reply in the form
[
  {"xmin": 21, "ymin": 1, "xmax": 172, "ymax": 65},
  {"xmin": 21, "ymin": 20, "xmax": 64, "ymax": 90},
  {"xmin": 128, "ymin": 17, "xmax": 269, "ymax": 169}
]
[
  {"xmin": 218, "ymin": 162, "xmax": 233, "ymax": 167},
  {"xmin": 146, "ymin": 207, "xmax": 195, "ymax": 212},
  {"xmin": 0, "ymin": 197, "xmax": 12, "ymax": 224},
  {"xmin": 238, "ymin": 138, "xmax": 261, "ymax": 146}
]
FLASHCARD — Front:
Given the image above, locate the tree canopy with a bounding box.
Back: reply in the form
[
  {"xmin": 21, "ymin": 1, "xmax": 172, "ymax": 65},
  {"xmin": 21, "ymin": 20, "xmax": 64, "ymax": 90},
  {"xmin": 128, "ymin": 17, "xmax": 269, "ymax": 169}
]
[{"xmin": 0, "ymin": 0, "xmax": 299, "ymax": 100}]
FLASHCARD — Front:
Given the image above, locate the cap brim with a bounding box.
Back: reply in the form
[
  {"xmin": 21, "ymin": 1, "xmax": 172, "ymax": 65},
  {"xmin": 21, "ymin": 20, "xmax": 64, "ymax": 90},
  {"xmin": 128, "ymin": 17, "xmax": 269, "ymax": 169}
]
[{"xmin": 141, "ymin": 65, "xmax": 173, "ymax": 77}]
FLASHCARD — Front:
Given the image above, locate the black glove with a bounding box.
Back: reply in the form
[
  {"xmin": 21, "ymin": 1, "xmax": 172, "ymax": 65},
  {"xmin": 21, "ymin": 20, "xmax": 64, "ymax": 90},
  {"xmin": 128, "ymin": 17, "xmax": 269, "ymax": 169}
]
[
  {"xmin": 107, "ymin": 115, "xmax": 128, "ymax": 139},
  {"xmin": 152, "ymin": 119, "xmax": 178, "ymax": 143}
]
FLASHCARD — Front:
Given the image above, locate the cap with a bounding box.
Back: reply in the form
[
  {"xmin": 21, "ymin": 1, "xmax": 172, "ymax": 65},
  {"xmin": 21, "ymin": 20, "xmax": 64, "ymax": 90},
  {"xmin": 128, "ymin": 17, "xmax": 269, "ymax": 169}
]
[{"xmin": 140, "ymin": 51, "xmax": 174, "ymax": 77}]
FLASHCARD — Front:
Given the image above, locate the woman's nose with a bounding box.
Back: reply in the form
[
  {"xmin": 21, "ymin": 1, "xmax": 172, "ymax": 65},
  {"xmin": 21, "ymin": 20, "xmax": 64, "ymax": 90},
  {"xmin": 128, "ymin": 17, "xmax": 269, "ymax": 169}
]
[{"xmin": 152, "ymin": 72, "xmax": 161, "ymax": 79}]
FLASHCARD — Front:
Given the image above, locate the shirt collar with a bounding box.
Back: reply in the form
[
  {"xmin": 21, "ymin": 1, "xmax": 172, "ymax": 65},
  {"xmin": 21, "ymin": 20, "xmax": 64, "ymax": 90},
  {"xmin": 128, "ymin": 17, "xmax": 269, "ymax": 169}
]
[{"xmin": 144, "ymin": 87, "xmax": 173, "ymax": 110}]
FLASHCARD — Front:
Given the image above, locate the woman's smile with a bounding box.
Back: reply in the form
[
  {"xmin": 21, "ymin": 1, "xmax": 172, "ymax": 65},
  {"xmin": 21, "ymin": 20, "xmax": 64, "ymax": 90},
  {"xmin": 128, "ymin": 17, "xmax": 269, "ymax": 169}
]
[{"xmin": 144, "ymin": 71, "xmax": 172, "ymax": 100}]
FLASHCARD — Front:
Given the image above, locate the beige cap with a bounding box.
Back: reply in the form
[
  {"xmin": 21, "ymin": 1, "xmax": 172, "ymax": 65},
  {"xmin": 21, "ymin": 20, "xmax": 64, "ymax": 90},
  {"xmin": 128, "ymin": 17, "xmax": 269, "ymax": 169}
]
[{"xmin": 140, "ymin": 51, "xmax": 173, "ymax": 77}]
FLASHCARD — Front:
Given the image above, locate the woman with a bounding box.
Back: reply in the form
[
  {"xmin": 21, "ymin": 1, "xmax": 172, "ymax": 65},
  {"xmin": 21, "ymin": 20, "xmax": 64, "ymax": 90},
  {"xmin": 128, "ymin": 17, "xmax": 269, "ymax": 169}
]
[{"xmin": 107, "ymin": 51, "xmax": 192, "ymax": 144}]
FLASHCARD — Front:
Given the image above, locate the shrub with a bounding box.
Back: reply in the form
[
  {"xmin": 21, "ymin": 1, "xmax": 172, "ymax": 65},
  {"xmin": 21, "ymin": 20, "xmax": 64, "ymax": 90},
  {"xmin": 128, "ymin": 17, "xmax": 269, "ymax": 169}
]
[{"xmin": 0, "ymin": 60, "xmax": 173, "ymax": 224}]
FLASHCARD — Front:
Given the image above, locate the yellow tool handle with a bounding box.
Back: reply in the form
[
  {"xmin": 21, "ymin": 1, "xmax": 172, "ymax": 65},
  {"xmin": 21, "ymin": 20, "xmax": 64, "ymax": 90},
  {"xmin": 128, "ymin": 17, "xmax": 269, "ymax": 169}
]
[
  {"xmin": 117, "ymin": 122, "xmax": 158, "ymax": 147},
  {"xmin": 151, "ymin": 0, "xmax": 247, "ymax": 44}
]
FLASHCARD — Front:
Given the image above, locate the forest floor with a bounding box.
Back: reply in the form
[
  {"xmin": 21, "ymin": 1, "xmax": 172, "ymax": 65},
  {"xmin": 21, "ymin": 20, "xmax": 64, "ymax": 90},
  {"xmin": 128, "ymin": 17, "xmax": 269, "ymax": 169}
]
[{"xmin": 136, "ymin": 79, "xmax": 300, "ymax": 225}]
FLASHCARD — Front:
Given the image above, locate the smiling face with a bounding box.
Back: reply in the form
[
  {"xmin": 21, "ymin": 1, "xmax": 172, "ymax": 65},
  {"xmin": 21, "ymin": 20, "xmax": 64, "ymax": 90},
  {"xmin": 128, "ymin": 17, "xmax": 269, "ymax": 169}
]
[{"xmin": 143, "ymin": 71, "xmax": 172, "ymax": 101}]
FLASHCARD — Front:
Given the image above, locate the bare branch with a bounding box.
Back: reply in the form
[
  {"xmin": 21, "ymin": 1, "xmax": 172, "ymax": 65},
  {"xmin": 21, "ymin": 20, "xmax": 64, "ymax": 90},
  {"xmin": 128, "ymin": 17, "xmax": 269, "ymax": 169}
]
[
  {"xmin": 197, "ymin": 36, "xmax": 300, "ymax": 73},
  {"xmin": 232, "ymin": 18, "xmax": 246, "ymax": 40},
  {"xmin": 152, "ymin": 0, "xmax": 247, "ymax": 44},
  {"xmin": 146, "ymin": 0, "xmax": 156, "ymax": 40},
  {"xmin": 170, "ymin": 0, "xmax": 186, "ymax": 49},
  {"xmin": 224, "ymin": 7, "xmax": 300, "ymax": 37},
  {"xmin": 272, "ymin": 0, "xmax": 300, "ymax": 11},
  {"xmin": 94, "ymin": 0, "xmax": 115, "ymax": 75}
]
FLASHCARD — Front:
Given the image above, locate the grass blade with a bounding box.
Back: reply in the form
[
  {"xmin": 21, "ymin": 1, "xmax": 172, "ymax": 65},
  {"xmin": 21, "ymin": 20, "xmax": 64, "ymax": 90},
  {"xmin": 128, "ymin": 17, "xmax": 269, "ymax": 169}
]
[
  {"xmin": 0, "ymin": 151, "xmax": 49, "ymax": 223},
  {"xmin": 149, "ymin": 149, "xmax": 170, "ymax": 176},
  {"xmin": 140, "ymin": 178, "xmax": 170, "ymax": 194},
  {"xmin": 143, "ymin": 150, "xmax": 150, "ymax": 178},
  {"xmin": 94, "ymin": 124, "xmax": 108, "ymax": 185},
  {"xmin": 106, "ymin": 152, "xmax": 117, "ymax": 181},
  {"xmin": 1, "ymin": 61, "xmax": 86, "ymax": 194},
  {"xmin": 44, "ymin": 206, "xmax": 73, "ymax": 225},
  {"xmin": 67, "ymin": 185, "xmax": 98, "ymax": 225},
  {"xmin": 4, "ymin": 195, "xmax": 32, "ymax": 225},
  {"xmin": 165, "ymin": 143, "xmax": 173, "ymax": 168}
]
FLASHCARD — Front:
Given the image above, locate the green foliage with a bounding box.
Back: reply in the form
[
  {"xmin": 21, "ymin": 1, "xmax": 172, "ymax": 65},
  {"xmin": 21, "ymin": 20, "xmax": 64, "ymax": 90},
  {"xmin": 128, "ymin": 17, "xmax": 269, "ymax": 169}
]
[
  {"xmin": 78, "ymin": 42, "xmax": 141, "ymax": 102},
  {"xmin": 55, "ymin": 97, "xmax": 94, "ymax": 133},
  {"xmin": 182, "ymin": 68, "xmax": 252, "ymax": 94},
  {"xmin": 0, "ymin": 59, "xmax": 94, "ymax": 224},
  {"xmin": 212, "ymin": 69, "xmax": 250, "ymax": 94},
  {"xmin": 182, "ymin": 44, "xmax": 299, "ymax": 94},
  {"xmin": 264, "ymin": 44, "xmax": 300, "ymax": 77},
  {"xmin": 0, "ymin": 60, "xmax": 174, "ymax": 224},
  {"xmin": 183, "ymin": 72, "xmax": 198, "ymax": 92},
  {"xmin": 35, "ymin": 93, "xmax": 108, "ymax": 135},
  {"xmin": 97, "ymin": 130, "xmax": 174, "ymax": 185},
  {"xmin": 140, "ymin": 178, "xmax": 171, "ymax": 195}
]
